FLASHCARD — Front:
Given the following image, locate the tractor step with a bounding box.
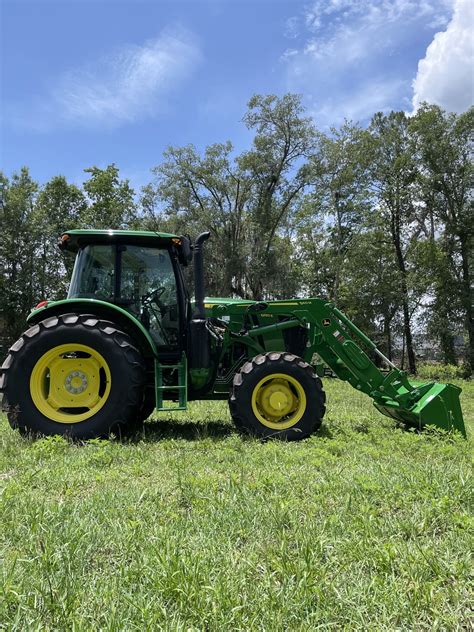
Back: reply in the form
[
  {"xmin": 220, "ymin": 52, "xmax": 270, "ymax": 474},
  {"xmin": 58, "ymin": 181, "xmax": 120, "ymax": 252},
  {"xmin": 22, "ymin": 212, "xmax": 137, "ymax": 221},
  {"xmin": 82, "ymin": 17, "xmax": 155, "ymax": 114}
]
[{"xmin": 154, "ymin": 354, "xmax": 188, "ymax": 411}]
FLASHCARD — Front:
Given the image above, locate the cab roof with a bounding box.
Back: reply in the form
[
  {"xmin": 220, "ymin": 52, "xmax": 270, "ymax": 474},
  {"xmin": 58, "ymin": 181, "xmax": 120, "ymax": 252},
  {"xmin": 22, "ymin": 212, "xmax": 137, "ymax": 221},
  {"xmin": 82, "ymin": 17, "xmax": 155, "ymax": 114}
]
[{"xmin": 60, "ymin": 229, "xmax": 181, "ymax": 252}]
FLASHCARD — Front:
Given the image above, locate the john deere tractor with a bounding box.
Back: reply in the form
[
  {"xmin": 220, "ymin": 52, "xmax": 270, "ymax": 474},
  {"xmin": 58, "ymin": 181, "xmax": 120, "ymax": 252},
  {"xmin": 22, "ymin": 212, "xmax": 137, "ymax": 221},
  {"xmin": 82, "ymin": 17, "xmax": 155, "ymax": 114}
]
[{"xmin": 0, "ymin": 230, "xmax": 466, "ymax": 439}]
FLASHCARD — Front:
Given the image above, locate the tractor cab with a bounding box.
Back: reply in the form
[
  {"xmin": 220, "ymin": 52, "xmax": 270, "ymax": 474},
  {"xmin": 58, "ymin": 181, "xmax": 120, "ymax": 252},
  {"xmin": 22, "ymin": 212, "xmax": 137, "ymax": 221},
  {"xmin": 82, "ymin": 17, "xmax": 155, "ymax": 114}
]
[{"xmin": 60, "ymin": 230, "xmax": 193, "ymax": 353}]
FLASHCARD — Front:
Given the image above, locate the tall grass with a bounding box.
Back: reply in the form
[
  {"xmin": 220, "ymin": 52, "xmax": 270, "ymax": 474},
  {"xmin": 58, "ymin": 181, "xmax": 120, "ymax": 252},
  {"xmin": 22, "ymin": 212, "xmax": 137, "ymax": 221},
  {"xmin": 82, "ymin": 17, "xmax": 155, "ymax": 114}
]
[{"xmin": 1, "ymin": 380, "xmax": 472, "ymax": 630}]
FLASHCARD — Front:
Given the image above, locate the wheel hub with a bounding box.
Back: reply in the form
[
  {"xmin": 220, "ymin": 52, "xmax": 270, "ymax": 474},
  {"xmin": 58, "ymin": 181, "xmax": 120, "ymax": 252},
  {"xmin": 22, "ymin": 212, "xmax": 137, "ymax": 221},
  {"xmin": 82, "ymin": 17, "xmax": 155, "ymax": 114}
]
[
  {"xmin": 252, "ymin": 374, "xmax": 306, "ymax": 430},
  {"xmin": 262, "ymin": 384, "xmax": 293, "ymax": 417},
  {"xmin": 30, "ymin": 343, "xmax": 112, "ymax": 423},
  {"xmin": 64, "ymin": 370, "xmax": 88, "ymax": 394}
]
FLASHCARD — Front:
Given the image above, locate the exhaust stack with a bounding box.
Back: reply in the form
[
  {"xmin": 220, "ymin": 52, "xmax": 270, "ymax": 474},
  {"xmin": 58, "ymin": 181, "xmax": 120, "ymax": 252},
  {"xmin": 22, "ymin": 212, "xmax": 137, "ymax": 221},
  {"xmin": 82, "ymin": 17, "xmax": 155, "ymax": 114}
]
[{"xmin": 193, "ymin": 231, "xmax": 210, "ymax": 319}]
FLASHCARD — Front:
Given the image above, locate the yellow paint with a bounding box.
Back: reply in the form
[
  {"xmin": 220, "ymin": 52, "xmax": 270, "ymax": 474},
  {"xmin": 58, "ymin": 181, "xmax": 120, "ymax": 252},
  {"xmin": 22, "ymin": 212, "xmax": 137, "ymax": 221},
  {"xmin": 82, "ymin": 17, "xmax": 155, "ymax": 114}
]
[
  {"xmin": 251, "ymin": 373, "xmax": 306, "ymax": 430},
  {"xmin": 30, "ymin": 343, "xmax": 111, "ymax": 423}
]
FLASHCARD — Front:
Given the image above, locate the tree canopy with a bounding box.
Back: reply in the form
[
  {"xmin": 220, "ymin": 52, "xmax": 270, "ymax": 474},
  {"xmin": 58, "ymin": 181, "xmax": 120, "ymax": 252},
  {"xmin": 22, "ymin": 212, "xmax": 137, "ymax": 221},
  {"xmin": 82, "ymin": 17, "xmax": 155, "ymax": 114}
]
[{"xmin": 1, "ymin": 96, "xmax": 472, "ymax": 374}]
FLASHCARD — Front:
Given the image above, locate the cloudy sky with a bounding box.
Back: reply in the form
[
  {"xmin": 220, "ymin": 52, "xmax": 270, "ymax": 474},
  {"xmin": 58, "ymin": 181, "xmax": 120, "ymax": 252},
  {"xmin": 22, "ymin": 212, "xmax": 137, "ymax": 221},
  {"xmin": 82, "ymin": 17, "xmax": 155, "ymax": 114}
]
[{"xmin": 1, "ymin": 0, "xmax": 472, "ymax": 188}]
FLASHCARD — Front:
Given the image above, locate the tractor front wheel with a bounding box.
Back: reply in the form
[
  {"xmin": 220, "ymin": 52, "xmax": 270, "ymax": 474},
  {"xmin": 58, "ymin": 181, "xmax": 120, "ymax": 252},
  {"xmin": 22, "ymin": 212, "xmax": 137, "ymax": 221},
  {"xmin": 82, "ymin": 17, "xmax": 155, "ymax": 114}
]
[
  {"xmin": 0, "ymin": 314, "xmax": 146, "ymax": 439},
  {"xmin": 229, "ymin": 352, "xmax": 326, "ymax": 440}
]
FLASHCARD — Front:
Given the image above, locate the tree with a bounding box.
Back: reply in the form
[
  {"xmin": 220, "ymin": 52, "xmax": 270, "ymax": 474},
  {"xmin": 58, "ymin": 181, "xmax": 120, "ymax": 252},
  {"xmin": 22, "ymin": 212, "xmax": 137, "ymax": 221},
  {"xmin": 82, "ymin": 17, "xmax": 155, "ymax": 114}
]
[
  {"xmin": 422, "ymin": 240, "xmax": 460, "ymax": 365},
  {"xmin": 143, "ymin": 141, "xmax": 252, "ymax": 297},
  {"xmin": 238, "ymin": 94, "xmax": 317, "ymax": 299},
  {"xmin": 32, "ymin": 175, "xmax": 87, "ymax": 300},
  {"xmin": 0, "ymin": 168, "xmax": 39, "ymax": 347},
  {"xmin": 368, "ymin": 112, "xmax": 420, "ymax": 373},
  {"xmin": 410, "ymin": 104, "xmax": 474, "ymax": 373},
  {"xmin": 296, "ymin": 121, "xmax": 371, "ymax": 302},
  {"xmin": 339, "ymin": 224, "xmax": 403, "ymax": 361},
  {"xmin": 82, "ymin": 164, "xmax": 137, "ymax": 229},
  {"xmin": 145, "ymin": 94, "xmax": 317, "ymax": 300}
]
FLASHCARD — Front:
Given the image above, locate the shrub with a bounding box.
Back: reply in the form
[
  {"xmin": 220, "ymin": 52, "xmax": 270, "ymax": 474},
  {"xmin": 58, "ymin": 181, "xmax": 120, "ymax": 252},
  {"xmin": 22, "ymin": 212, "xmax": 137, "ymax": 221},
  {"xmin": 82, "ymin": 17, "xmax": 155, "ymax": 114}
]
[{"xmin": 416, "ymin": 362, "xmax": 470, "ymax": 381}]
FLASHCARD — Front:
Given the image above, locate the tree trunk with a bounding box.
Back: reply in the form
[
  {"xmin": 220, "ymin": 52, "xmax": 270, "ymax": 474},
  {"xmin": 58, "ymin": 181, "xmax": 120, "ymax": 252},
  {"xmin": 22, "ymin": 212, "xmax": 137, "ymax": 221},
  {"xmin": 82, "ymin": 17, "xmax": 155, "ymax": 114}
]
[
  {"xmin": 459, "ymin": 231, "xmax": 473, "ymax": 374},
  {"xmin": 392, "ymin": 215, "xmax": 417, "ymax": 374},
  {"xmin": 401, "ymin": 332, "xmax": 405, "ymax": 370},
  {"xmin": 401, "ymin": 295, "xmax": 416, "ymax": 373}
]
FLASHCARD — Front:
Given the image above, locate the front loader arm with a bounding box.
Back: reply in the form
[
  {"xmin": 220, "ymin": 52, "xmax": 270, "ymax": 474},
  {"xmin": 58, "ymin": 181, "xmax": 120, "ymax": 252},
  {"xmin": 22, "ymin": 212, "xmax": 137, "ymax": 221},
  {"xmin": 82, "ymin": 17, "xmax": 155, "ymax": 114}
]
[
  {"xmin": 213, "ymin": 298, "xmax": 466, "ymax": 437},
  {"xmin": 304, "ymin": 301, "xmax": 465, "ymax": 436}
]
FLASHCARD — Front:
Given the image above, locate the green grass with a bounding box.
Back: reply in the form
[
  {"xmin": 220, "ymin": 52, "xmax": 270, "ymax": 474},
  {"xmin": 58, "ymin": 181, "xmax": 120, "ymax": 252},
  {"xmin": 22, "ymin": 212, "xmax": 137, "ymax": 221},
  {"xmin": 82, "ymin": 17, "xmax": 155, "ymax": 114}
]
[{"xmin": 1, "ymin": 379, "xmax": 473, "ymax": 631}]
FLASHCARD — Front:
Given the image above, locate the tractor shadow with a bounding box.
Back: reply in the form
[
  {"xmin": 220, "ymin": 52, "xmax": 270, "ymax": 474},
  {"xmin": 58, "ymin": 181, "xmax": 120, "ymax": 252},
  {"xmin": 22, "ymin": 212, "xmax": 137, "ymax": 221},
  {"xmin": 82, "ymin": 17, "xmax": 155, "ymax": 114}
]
[
  {"xmin": 122, "ymin": 418, "xmax": 235, "ymax": 443},
  {"xmin": 313, "ymin": 425, "xmax": 334, "ymax": 439},
  {"xmin": 121, "ymin": 418, "xmax": 334, "ymax": 443}
]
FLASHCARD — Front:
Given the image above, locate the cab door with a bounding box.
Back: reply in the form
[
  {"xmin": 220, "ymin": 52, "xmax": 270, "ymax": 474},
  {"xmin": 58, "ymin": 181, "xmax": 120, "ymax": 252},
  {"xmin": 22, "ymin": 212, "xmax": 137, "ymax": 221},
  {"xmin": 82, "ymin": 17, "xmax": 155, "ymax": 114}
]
[{"xmin": 118, "ymin": 245, "xmax": 181, "ymax": 355}]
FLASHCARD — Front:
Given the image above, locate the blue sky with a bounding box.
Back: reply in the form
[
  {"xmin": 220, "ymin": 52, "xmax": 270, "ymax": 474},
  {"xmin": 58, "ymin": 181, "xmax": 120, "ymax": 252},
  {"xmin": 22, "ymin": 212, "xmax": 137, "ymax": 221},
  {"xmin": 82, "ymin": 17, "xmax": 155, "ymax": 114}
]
[{"xmin": 1, "ymin": 0, "xmax": 472, "ymax": 191}]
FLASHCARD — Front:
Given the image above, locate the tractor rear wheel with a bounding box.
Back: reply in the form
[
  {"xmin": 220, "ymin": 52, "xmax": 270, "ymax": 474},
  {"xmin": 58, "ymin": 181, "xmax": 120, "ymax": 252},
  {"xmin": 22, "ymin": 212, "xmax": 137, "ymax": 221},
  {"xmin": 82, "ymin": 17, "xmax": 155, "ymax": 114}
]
[
  {"xmin": 229, "ymin": 352, "xmax": 325, "ymax": 440},
  {"xmin": 136, "ymin": 388, "xmax": 156, "ymax": 423},
  {"xmin": 0, "ymin": 314, "xmax": 146, "ymax": 439}
]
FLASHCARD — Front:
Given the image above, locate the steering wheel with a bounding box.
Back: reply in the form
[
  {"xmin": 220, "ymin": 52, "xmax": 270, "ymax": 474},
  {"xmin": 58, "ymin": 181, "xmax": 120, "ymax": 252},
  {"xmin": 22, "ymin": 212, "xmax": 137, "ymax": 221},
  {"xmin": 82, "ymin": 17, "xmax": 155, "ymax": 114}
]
[
  {"xmin": 142, "ymin": 286, "xmax": 166, "ymax": 307},
  {"xmin": 141, "ymin": 287, "xmax": 170, "ymax": 344}
]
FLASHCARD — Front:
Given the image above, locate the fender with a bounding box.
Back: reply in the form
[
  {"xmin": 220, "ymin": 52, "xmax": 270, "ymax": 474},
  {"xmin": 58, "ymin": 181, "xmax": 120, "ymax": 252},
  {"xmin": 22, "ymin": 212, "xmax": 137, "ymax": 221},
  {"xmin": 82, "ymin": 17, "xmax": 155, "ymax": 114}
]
[{"xmin": 26, "ymin": 298, "xmax": 158, "ymax": 358}]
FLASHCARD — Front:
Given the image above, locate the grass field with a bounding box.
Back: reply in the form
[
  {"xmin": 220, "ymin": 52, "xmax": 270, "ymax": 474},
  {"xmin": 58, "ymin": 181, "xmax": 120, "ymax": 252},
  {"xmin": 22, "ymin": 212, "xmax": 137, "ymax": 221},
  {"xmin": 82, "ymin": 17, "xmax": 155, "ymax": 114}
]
[{"xmin": 1, "ymin": 379, "xmax": 473, "ymax": 630}]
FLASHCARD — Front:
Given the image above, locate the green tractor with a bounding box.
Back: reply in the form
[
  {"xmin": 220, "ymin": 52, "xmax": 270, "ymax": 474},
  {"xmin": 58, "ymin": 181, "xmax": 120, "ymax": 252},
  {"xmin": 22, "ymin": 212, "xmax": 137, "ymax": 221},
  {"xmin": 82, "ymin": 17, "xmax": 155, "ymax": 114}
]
[{"xmin": 0, "ymin": 229, "xmax": 466, "ymax": 440}]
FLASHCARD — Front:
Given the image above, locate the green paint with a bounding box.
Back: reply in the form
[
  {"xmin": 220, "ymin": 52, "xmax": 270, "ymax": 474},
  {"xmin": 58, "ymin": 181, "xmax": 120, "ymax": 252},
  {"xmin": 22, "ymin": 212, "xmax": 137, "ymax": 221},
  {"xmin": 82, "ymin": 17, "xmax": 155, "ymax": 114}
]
[
  {"xmin": 209, "ymin": 297, "xmax": 466, "ymax": 436},
  {"xmin": 189, "ymin": 368, "xmax": 213, "ymax": 391},
  {"xmin": 24, "ymin": 233, "xmax": 466, "ymax": 438},
  {"xmin": 27, "ymin": 298, "xmax": 158, "ymax": 357},
  {"xmin": 155, "ymin": 354, "xmax": 187, "ymax": 411},
  {"xmin": 62, "ymin": 229, "xmax": 179, "ymax": 252}
]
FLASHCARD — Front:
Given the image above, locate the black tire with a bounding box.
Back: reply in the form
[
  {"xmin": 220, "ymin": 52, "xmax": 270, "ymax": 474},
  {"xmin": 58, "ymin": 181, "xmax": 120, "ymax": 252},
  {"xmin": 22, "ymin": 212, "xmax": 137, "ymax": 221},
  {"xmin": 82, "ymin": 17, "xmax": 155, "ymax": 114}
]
[
  {"xmin": 135, "ymin": 387, "xmax": 156, "ymax": 423},
  {"xmin": 229, "ymin": 352, "xmax": 326, "ymax": 440},
  {"xmin": 0, "ymin": 313, "xmax": 146, "ymax": 439}
]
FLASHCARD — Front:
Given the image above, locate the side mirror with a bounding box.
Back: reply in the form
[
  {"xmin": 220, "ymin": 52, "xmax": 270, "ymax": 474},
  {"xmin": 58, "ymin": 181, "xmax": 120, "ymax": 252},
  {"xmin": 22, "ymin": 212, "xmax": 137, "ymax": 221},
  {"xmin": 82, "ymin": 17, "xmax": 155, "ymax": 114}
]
[
  {"xmin": 58, "ymin": 233, "xmax": 70, "ymax": 251},
  {"xmin": 178, "ymin": 235, "xmax": 193, "ymax": 266}
]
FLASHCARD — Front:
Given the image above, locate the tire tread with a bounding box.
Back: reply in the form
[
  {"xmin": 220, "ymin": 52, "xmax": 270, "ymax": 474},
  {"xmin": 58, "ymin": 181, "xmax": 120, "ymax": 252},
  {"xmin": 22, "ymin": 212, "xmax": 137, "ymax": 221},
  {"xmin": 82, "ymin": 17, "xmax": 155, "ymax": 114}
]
[
  {"xmin": 229, "ymin": 351, "xmax": 326, "ymax": 440},
  {"xmin": 1, "ymin": 313, "xmax": 145, "ymax": 438}
]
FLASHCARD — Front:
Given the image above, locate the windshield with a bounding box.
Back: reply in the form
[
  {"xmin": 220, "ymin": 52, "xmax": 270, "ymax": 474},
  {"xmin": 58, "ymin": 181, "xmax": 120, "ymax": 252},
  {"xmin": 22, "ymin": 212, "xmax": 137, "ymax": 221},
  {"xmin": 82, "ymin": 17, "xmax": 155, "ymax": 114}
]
[
  {"xmin": 69, "ymin": 245, "xmax": 115, "ymax": 301},
  {"xmin": 68, "ymin": 244, "xmax": 179, "ymax": 347}
]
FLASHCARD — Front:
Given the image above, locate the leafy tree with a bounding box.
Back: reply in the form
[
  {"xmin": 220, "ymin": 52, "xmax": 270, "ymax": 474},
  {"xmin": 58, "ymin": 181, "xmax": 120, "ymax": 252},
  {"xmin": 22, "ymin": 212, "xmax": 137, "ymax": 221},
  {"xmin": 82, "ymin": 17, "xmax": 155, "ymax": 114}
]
[
  {"xmin": 368, "ymin": 112, "xmax": 420, "ymax": 373},
  {"xmin": 422, "ymin": 240, "xmax": 459, "ymax": 365},
  {"xmin": 410, "ymin": 104, "xmax": 474, "ymax": 373},
  {"xmin": 238, "ymin": 94, "xmax": 317, "ymax": 299},
  {"xmin": 339, "ymin": 225, "xmax": 403, "ymax": 361},
  {"xmin": 0, "ymin": 168, "xmax": 39, "ymax": 346},
  {"xmin": 143, "ymin": 141, "xmax": 251, "ymax": 297},
  {"xmin": 145, "ymin": 94, "xmax": 317, "ymax": 299},
  {"xmin": 82, "ymin": 164, "xmax": 137, "ymax": 229},
  {"xmin": 32, "ymin": 175, "xmax": 87, "ymax": 300},
  {"xmin": 297, "ymin": 121, "xmax": 371, "ymax": 301}
]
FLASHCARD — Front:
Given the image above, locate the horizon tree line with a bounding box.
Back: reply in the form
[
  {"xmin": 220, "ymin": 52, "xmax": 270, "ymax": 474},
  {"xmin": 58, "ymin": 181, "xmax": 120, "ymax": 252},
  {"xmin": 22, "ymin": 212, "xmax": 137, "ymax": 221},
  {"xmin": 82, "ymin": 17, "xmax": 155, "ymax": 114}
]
[{"xmin": 1, "ymin": 95, "xmax": 472, "ymax": 375}]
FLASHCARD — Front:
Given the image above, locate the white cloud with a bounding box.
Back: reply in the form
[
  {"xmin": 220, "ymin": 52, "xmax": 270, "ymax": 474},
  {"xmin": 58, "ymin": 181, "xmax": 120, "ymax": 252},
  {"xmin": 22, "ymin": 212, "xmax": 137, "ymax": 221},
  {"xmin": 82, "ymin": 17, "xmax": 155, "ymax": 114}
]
[
  {"xmin": 281, "ymin": 48, "xmax": 299, "ymax": 61},
  {"xmin": 11, "ymin": 27, "xmax": 201, "ymax": 130},
  {"xmin": 282, "ymin": 0, "xmax": 454, "ymax": 125},
  {"xmin": 412, "ymin": 0, "xmax": 473, "ymax": 112},
  {"xmin": 284, "ymin": 16, "xmax": 300, "ymax": 39},
  {"xmin": 304, "ymin": 0, "xmax": 453, "ymax": 32},
  {"xmin": 299, "ymin": 1, "xmax": 453, "ymax": 67}
]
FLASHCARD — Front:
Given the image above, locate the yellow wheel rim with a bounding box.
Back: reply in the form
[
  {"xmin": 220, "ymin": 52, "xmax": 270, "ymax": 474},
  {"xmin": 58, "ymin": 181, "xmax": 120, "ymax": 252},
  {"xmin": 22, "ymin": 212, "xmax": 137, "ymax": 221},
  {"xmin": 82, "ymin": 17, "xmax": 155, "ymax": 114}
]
[
  {"xmin": 251, "ymin": 373, "xmax": 307, "ymax": 430},
  {"xmin": 30, "ymin": 344, "xmax": 112, "ymax": 423}
]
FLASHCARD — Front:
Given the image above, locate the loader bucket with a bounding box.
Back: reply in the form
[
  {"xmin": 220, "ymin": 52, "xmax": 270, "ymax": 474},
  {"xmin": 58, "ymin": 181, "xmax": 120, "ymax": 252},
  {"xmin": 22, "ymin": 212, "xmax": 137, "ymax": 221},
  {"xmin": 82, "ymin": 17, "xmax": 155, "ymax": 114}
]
[{"xmin": 374, "ymin": 382, "xmax": 466, "ymax": 437}]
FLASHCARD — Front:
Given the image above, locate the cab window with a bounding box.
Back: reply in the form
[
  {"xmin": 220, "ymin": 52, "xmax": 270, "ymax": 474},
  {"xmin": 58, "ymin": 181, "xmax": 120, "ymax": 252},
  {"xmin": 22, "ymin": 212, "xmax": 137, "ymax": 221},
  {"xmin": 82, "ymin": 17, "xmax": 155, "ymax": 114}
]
[{"xmin": 68, "ymin": 244, "xmax": 180, "ymax": 348}]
